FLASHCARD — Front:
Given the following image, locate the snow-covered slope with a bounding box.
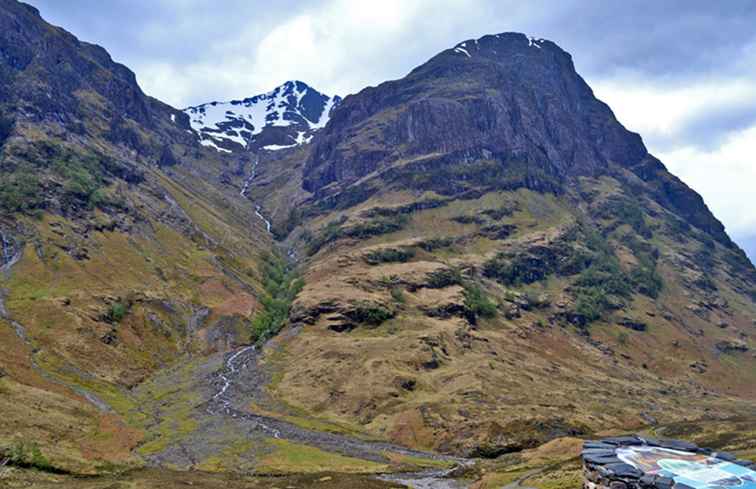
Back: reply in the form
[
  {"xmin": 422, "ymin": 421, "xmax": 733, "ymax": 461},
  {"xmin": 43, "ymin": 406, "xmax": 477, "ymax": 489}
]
[{"xmin": 183, "ymin": 81, "xmax": 341, "ymax": 153}]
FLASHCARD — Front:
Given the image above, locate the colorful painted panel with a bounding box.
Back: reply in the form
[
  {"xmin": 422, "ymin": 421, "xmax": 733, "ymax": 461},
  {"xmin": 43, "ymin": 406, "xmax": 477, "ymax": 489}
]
[{"xmin": 617, "ymin": 446, "xmax": 756, "ymax": 489}]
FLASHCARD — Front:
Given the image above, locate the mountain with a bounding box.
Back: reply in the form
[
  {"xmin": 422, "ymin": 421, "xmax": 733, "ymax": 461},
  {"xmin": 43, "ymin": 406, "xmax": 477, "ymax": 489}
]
[
  {"xmin": 254, "ymin": 32, "xmax": 756, "ymax": 456},
  {"xmin": 0, "ymin": 0, "xmax": 276, "ymax": 475},
  {"xmin": 184, "ymin": 81, "xmax": 341, "ymax": 153},
  {"xmin": 0, "ymin": 2, "xmax": 754, "ymax": 487}
]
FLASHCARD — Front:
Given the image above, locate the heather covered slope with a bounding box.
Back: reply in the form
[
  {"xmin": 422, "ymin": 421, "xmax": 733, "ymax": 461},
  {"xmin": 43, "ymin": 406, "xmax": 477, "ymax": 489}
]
[{"xmin": 254, "ymin": 33, "xmax": 756, "ymax": 456}]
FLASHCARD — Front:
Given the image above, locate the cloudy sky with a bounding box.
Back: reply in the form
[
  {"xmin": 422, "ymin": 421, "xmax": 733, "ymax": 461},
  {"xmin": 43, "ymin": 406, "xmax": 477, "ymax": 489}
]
[{"xmin": 29, "ymin": 0, "xmax": 756, "ymax": 261}]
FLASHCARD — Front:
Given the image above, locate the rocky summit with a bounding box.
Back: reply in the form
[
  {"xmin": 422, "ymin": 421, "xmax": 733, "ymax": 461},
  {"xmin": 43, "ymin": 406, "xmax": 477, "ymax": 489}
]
[
  {"xmin": 184, "ymin": 81, "xmax": 341, "ymax": 153},
  {"xmin": 0, "ymin": 2, "xmax": 754, "ymax": 488}
]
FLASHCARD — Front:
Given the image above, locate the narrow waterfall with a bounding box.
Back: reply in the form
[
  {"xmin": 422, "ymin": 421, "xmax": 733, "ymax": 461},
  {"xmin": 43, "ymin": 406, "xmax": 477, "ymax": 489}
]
[{"xmin": 240, "ymin": 158, "xmax": 272, "ymax": 234}]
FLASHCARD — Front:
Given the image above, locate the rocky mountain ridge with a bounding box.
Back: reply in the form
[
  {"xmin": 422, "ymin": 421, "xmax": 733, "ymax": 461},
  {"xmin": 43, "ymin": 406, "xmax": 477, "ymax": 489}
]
[{"xmin": 184, "ymin": 80, "xmax": 341, "ymax": 153}]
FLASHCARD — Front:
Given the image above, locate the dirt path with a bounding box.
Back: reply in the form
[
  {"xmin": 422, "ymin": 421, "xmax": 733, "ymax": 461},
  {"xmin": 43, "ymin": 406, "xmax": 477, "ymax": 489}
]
[{"xmin": 502, "ymin": 469, "xmax": 543, "ymax": 489}]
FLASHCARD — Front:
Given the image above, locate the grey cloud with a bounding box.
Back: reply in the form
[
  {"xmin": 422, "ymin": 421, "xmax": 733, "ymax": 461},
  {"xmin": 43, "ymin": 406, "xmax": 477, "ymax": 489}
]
[
  {"xmin": 675, "ymin": 99, "xmax": 756, "ymax": 150},
  {"xmin": 28, "ymin": 0, "xmax": 756, "ymax": 103},
  {"xmin": 734, "ymin": 234, "xmax": 756, "ymax": 265}
]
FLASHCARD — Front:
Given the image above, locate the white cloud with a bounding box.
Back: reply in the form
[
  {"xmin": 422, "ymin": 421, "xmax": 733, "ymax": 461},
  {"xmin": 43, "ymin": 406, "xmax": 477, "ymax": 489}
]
[
  {"xmin": 592, "ymin": 75, "xmax": 756, "ymax": 148},
  {"xmin": 132, "ymin": 0, "xmax": 499, "ymax": 106},
  {"xmin": 655, "ymin": 125, "xmax": 756, "ymax": 240}
]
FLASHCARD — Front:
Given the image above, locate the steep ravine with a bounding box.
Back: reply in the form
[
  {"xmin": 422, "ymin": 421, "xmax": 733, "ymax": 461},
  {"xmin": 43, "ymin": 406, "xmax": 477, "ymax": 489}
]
[{"xmin": 240, "ymin": 158, "xmax": 272, "ymax": 234}]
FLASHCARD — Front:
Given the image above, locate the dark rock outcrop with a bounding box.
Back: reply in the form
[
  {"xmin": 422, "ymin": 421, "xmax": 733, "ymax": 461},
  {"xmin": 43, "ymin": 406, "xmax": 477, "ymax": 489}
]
[{"xmin": 301, "ymin": 33, "xmax": 734, "ymax": 249}]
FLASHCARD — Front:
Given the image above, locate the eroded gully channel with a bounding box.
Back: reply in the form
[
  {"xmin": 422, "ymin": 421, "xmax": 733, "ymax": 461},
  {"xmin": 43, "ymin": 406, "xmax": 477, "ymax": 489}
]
[{"xmin": 203, "ymin": 344, "xmax": 470, "ymax": 488}]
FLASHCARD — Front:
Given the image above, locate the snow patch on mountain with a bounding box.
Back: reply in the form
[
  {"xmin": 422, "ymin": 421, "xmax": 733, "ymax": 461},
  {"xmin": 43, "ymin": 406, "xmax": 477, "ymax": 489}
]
[{"xmin": 184, "ymin": 81, "xmax": 340, "ymax": 153}]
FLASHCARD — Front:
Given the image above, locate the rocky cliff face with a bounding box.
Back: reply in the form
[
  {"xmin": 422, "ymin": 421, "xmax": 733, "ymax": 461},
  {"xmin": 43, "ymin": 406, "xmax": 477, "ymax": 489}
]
[
  {"xmin": 303, "ymin": 33, "xmax": 732, "ymax": 247},
  {"xmin": 0, "ymin": 0, "xmax": 189, "ymax": 147}
]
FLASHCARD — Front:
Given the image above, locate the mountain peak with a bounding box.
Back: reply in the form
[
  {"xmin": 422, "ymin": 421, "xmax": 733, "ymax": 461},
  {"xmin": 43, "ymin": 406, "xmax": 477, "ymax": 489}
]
[
  {"xmin": 183, "ymin": 81, "xmax": 341, "ymax": 153},
  {"xmin": 447, "ymin": 32, "xmax": 558, "ymax": 59}
]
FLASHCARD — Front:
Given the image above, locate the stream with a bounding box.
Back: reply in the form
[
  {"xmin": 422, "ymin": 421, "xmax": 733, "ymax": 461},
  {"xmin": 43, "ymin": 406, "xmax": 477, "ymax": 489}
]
[
  {"xmin": 204, "ymin": 345, "xmax": 473, "ymax": 487},
  {"xmin": 0, "ymin": 230, "xmax": 20, "ymax": 271},
  {"xmin": 0, "ymin": 291, "xmax": 113, "ymax": 413},
  {"xmin": 0, "ymin": 230, "xmax": 10, "ymax": 264},
  {"xmin": 240, "ymin": 158, "xmax": 272, "ymax": 233}
]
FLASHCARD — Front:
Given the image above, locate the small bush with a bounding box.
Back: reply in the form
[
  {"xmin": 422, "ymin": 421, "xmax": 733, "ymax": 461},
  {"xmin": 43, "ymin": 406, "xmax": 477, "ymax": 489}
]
[
  {"xmin": 345, "ymin": 303, "xmax": 394, "ymax": 325},
  {"xmin": 5, "ymin": 440, "xmax": 57, "ymax": 472},
  {"xmin": 481, "ymin": 207, "xmax": 514, "ymax": 220},
  {"xmin": 106, "ymin": 302, "xmax": 129, "ymax": 323},
  {"xmin": 364, "ymin": 247, "xmax": 415, "ymax": 265},
  {"xmin": 305, "ymin": 216, "xmax": 348, "ymax": 255},
  {"xmin": 390, "ymin": 287, "xmax": 406, "ymax": 304},
  {"xmin": 630, "ymin": 261, "xmax": 663, "ymax": 298},
  {"xmin": 0, "ymin": 171, "xmax": 43, "ymax": 213},
  {"xmin": 482, "ymin": 253, "xmax": 549, "ymax": 285},
  {"xmin": 426, "ymin": 267, "xmax": 463, "ymax": 289},
  {"xmin": 89, "ymin": 188, "xmax": 127, "ymax": 210},
  {"xmin": 599, "ymin": 197, "xmax": 652, "ymax": 238},
  {"xmin": 342, "ymin": 215, "xmax": 409, "ymax": 240},
  {"xmin": 451, "ymin": 215, "xmax": 484, "ymax": 224},
  {"xmin": 573, "ymin": 287, "xmax": 605, "ymax": 322},
  {"xmin": 463, "ymin": 284, "xmax": 497, "ymax": 319},
  {"xmin": 377, "ymin": 274, "xmax": 401, "ymax": 288},
  {"xmin": 418, "ymin": 237, "xmax": 454, "ymax": 252}
]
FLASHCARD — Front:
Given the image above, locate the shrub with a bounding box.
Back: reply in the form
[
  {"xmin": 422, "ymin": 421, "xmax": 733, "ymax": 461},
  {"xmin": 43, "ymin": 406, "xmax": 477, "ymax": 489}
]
[
  {"xmin": 482, "ymin": 252, "xmax": 549, "ymax": 285},
  {"xmin": 89, "ymin": 188, "xmax": 127, "ymax": 210},
  {"xmin": 106, "ymin": 302, "xmax": 129, "ymax": 323},
  {"xmin": 390, "ymin": 287, "xmax": 406, "ymax": 304},
  {"xmin": 250, "ymin": 253, "xmax": 304, "ymax": 344},
  {"xmin": 5, "ymin": 440, "xmax": 57, "ymax": 472},
  {"xmin": 426, "ymin": 267, "xmax": 463, "ymax": 289},
  {"xmin": 630, "ymin": 260, "xmax": 663, "ymax": 298},
  {"xmin": 451, "ymin": 215, "xmax": 484, "ymax": 224},
  {"xmin": 364, "ymin": 247, "xmax": 415, "ymax": 265},
  {"xmin": 481, "ymin": 207, "xmax": 514, "ymax": 220},
  {"xmin": 306, "ymin": 216, "xmax": 348, "ymax": 255},
  {"xmin": 599, "ymin": 197, "xmax": 652, "ymax": 238},
  {"xmin": 574, "ymin": 252, "xmax": 631, "ymax": 297},
  {"xmin": 345, "ymin": 303, "xmax": 394, "ymax": 325},
  {"xmin": 377, "ymin": 275, "xmax": 400, "ymax": 288},
  {"xmin": 463, "ymin": 284, "xmax": 497, "ymax": 319},
  {"xmin": 418, "ymin": 237, "xmax": 454, "ymax": 252},
  {"xmin": 573, "ymin": 287, "xmax": 605, "ymax": 322},
  {"xmin": 0, "ymin": 171, "xmax": 43, "ymax": 213},
  {"xmin": 342, "ymin": 215, "xmax": 409, "ymax": 240}
]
